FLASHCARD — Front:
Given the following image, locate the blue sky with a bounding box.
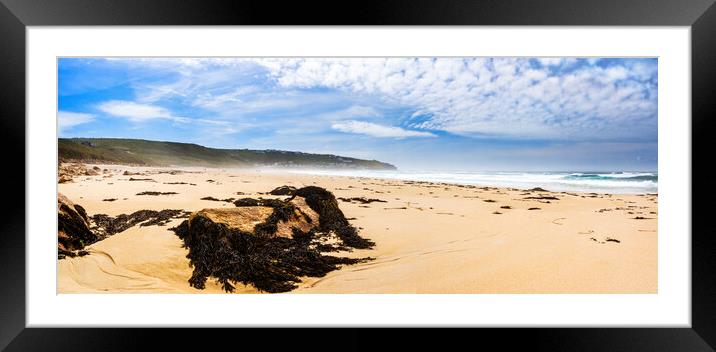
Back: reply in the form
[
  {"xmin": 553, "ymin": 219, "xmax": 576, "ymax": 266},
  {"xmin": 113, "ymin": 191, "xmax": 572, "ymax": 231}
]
[{"xmin": 58, "ymin": 57, "xmax": 657, "ymax": 171}]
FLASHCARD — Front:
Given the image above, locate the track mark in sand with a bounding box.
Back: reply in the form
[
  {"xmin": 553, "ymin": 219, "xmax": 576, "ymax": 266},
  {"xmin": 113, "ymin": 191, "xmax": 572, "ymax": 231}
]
[
  {"xmin": 353, "ymin": 256, "xmax": 405, "ymax": 269},
  {"xmin": 94, "ymin": 262, "xmax": 139, "ymax": 280},
  {"xmin": 551, "ymin": 217, "xmax": 566, "ymax": 225},
  {"xmin": 421, "ymin": 248, "xmax": 469, "ymax": 256},
  {"xmin": 67, "ymin": 249, "xmax": 161, "ymax": 286},
  {"xmin": 304, "ymin": 236, "xmax": 480, "ymax": 289},
  {"xmin": 350, "ymin": 267, "xmax": 374, "ymax": 272},
  {"xmin": 89, "ymin": 249, "xmax": 119, "ymax": 265},
  {"xmin": 307, "ymin": 277, "xmax": 328, "ymax": 288}
]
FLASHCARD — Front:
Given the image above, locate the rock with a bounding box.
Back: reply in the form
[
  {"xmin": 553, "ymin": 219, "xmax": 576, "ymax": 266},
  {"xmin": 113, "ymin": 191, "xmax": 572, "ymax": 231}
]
[
  {"xmin": 58, "ymin": 163, "xmax": 94, "ymax": 183},
  {"xmin": 58, "ymin": 175, "xmax": 73, "ymax": 183},
  {"xmin": 189, "ymin": 198, "xmax": 317, "ymax": 239},
  {"xmin": 57, "ymin": 193, "xmax": 99, "ymax": 257}
]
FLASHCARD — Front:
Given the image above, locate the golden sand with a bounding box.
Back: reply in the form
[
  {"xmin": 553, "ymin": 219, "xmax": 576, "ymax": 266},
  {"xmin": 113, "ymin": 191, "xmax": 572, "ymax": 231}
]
[{"xmin": 58, "ymin": 164, "xmax": 657, "ymax": 294}]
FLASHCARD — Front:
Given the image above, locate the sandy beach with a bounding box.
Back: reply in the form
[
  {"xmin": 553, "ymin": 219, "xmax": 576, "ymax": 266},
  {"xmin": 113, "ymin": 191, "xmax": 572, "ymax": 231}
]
[{"xmin": 57, "ymin": 164, "xmax": 658, "ymax": 294}]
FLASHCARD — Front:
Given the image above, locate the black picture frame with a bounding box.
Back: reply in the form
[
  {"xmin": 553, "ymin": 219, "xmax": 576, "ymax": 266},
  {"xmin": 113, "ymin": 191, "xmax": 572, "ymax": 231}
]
[{"xmin": 1, "ymin": 0, "xmax": 714, "ymax": 350}]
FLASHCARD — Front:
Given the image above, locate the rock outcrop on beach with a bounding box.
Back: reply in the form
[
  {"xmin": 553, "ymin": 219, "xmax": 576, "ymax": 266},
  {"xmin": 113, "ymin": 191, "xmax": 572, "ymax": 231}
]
[
  {"xmin": 58, "ymin": 193, "xmax": 99, "ymax": 258},
  {"xmin": 58, "ymin": 192, "xmax": 193, "ymax": 258},
  {"xmin": 172, "ymin": 186, "xmax": 374, "ymax": 293},
  {"xmin": 58, "ymin": 163, "xmax": 100, "ymax": 183}
]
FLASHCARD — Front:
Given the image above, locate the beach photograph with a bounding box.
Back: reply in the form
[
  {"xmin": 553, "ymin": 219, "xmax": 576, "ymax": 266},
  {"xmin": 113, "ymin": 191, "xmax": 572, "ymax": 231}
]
[{"xmin": 57, "ymin": 57, "xmax": 658, "ymax": 294}]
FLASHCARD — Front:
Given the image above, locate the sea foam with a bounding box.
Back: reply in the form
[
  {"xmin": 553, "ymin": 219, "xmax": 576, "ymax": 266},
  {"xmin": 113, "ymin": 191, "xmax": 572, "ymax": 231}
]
[{"xmin": 288, "ymin": 170, "xmax": 658, "ymax": 194}]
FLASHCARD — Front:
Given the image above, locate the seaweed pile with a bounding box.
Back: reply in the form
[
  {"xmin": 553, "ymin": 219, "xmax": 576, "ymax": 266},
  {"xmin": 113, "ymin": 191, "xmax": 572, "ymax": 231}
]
[
  {"xmin": 524, "ymin": 195, "xmax": 559, "ymax": 200},
  {"xmin": 201, "ymin": 196, "xmax": 236, "ymax": 203},
  {"xmin": 338, "ymin": 197, "xmax": 387, "ymax": 204},
  {"xmin": 136, "ymin": 191, "xmax": 178, "ymax": 196},
  {"xmin": 268, "ymin": 185, "xmax": 297, "ymax": 195},
  {"xmin": 172, "ymin": 186, "xmax": 374, "ymax": 293},
  {"xmin": 91, "ymin": 209, "xmax": 192, "ymax": 237}
]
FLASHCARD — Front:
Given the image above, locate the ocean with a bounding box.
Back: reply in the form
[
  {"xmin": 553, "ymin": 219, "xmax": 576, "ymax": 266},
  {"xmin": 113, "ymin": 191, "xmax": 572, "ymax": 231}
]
[{"xmin": 288, "ymin": 170, "xmax": 658, "ymax": 194}]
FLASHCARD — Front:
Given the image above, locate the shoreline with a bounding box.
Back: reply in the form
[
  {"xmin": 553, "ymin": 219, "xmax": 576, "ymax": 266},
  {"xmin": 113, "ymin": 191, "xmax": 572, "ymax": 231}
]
[
  {"xmin": 58, "ymin": 163, "xmax": 658, "ymax": 294},
  {"xmin": 77, "ymin": 162, "xmax": 657, "ymax": 197}
]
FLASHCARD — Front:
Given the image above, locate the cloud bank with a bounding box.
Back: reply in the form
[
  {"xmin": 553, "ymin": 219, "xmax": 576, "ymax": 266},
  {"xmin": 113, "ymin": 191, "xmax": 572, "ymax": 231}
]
[
  {"xmin": 332, "ymin": 120, "xmax": 436, "ymax": 138},
  {"xmin": 254, "ymin": 58, "xmax": 657, "ymax": 140},
  {"xmin": 99, "ymin": 57, "xmax": 657, "ymax": 142}
]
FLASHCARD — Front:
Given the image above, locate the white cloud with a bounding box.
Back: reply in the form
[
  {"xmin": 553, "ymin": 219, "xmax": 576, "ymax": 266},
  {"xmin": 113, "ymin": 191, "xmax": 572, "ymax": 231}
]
[
  {"xmin": 332, "ymin": 120, "xmax": 436, "ymax": 138},
  {"xmin": 250, "ymin": 58, "xmax": 657, "ymax": 140},
  {"xmin": 537, "ymin": 58, "xmax": 564, "ymax": 66},
  {"xmin": 102, "ymin": 57, "xmax": 657, "ymax": 141},
  {"xmin": 58, "ymin": 111, "xmax": 95, "ymax": 133},
  {"xmin": 98, "ymin": 100, "xmax": 174, "ymax": 122},
  {"xmin": 96, "ymin": 100, "xmax": 242, "ymax": 136},
  {"xmin": 317, "ymin": 105, "xmax": 382, "ymax": 120}
]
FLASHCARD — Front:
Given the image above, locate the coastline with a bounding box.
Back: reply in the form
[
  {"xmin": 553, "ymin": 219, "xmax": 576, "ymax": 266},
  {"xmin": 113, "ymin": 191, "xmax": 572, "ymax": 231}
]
[{"xmin": 58, "ymin": 163, "xmax": 658, "ymax": 294}]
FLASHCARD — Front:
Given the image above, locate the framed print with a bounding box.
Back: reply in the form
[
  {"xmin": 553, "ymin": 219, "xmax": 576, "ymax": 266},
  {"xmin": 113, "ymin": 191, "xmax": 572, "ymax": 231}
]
[{"xmin": 2, "ymin": 0, "xmax": 715, "ymax": 350}]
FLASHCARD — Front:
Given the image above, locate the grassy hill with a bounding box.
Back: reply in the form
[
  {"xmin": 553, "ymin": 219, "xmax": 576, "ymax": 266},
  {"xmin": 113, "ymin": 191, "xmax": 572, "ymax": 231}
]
[{"xmin": 58, "ymin": 138, "xmax": 397, "ymax": 170}]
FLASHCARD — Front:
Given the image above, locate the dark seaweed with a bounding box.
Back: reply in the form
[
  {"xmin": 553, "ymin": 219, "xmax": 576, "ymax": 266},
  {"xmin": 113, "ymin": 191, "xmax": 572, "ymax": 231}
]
[
  {"xmin": 173, "ymin": 186, "xmax": 374, "ymax": 293},
  {"xmin": 524, "ymin": 196, "xmax": 559, "ymax": 200},
  {"xmin": 201, "ymin": 196, "xmax": 236, "ymax": 203},
  {"xmin": 268, "ymin": 185, "xmax": 297, "ymax": 195},
  {"xmin": 129, "ymin": 177, "xmax": 155, "ymax": 182},
  {"xmin": 91, "ymin": 209, "xmax": 191, "ymax": 237},
  {"xmin": 136, "ymin": 191, "xmax": 178, "ymax": 196},
  {"xmin": 338, "ymin": 197, "xmax": 387, "ymax": 204}
]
